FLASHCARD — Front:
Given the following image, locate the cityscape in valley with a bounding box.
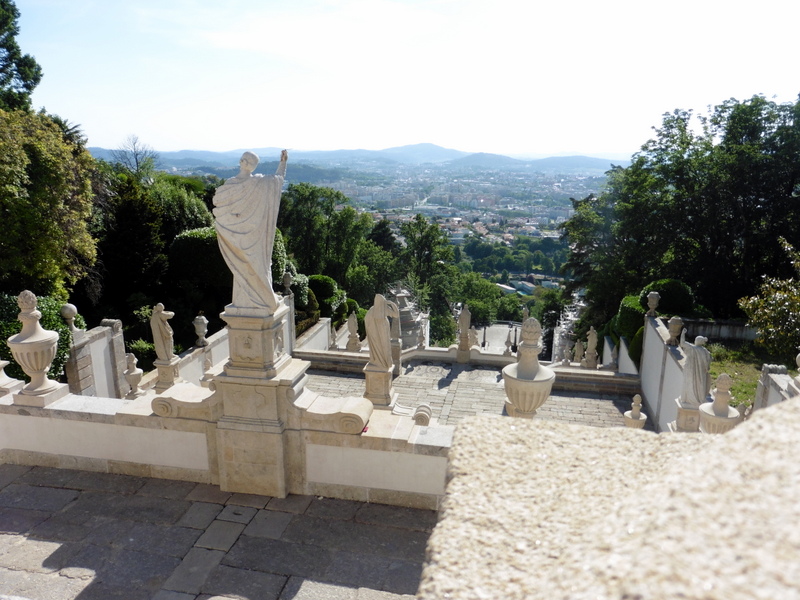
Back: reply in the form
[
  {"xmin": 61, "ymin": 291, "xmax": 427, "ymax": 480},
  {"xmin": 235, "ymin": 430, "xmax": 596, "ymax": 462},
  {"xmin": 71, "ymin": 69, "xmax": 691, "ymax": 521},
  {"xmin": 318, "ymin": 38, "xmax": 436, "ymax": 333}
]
[{"xmin": 90, "ymin": 142, "xmax": 622, "ymax": 250}]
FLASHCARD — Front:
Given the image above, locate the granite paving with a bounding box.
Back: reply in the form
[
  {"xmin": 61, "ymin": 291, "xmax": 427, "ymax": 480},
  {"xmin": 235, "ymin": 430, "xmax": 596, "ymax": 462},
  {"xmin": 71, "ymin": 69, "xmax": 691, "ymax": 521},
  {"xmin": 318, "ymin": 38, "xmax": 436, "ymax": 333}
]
[
  {"xmin": 307, "ymin": 359, "xmax": 631, "ymax": 427},
  {"xmin": 0, "ymin": 465, "xmax": 424, "ymax": 599}
]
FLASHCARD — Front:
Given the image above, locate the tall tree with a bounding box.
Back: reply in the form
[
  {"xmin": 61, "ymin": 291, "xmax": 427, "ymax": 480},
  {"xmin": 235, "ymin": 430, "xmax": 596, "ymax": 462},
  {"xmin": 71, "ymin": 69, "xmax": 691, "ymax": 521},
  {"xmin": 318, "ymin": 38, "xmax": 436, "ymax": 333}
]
[
  {"xmin": 400, "ymin": 214, "xmax": 453, "ymax": 288},
  {"xmin": 0, "ymin": 110, "xmax": 95, "ymax": 298},
  {"xmin": 561, "ymin": 95, "xmax": 800, "ymax": 322},
  {"xmin": 0, "ymin": 0, "xmax": 42, "ymax": 111},
  {"xmin": 111, "ymin": 134, "xmax": 159, "ymax": 181}
]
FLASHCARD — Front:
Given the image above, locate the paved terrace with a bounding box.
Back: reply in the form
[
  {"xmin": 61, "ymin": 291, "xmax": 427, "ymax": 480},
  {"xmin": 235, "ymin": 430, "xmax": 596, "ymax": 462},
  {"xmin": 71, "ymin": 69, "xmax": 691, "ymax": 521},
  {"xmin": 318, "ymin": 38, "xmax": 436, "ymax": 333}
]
[
  {"xmin": 308, "ymin": 359, "xmax": 632, "ymax": 428},
  {"xmin": 0, "ymin": 361, "xmax": 633, "ymax": 599}
]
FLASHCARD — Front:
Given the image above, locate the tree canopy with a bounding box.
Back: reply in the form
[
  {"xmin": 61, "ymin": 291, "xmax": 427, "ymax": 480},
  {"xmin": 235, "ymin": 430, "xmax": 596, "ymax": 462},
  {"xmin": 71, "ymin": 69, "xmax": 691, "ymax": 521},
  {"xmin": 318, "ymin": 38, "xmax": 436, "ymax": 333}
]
[
  {"xmin": 561, "ymin": 95, "xmax": 800, "ymax": 324},
  {"xmin": 0, "ymin": 0, "xmax": 42, "ymax": 110},
  {"xmin": 0, "ymin": 109, "xmax": 96, "ymax": 298}
]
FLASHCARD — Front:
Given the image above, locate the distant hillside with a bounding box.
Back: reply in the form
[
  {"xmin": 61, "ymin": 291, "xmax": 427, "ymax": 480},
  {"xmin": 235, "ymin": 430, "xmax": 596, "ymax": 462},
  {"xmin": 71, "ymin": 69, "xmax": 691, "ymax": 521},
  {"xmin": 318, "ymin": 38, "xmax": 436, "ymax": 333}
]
[
  {"xmin": 527, "ymin": 155, "xmax": 626, "ymax": 173},
  {"xmin": 448, "ymin": 152, "xmax": 526, "ymax": 169},
  {"xmin": 88, "ymin": 144, "xmax": 626, "ymax": 174}
]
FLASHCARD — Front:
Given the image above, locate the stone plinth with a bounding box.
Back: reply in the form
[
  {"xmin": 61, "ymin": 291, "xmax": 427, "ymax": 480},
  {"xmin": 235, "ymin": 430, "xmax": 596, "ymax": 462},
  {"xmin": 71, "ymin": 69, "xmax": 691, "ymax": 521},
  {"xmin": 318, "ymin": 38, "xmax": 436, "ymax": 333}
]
[
  {"xmin": 221, "ymin": 303, "xmax": 291, "ymax": 379},
  {"xmin": 670, "ymin": 398, "xmax": 700, "ymax": 432},
  {"xmin": 153, "ymin": 357, "xmax": 181, "ymax": 393},
  {"xmin": 418, "ymin": 400, "xmax": 800, "ymax": 600},
  {"xmin": 363, "ymin": 363, "xmax": 396, "ymax": 408},
  {"xmin": 213, "ymin": 358, "xmax": 310, "ymax": 497}
]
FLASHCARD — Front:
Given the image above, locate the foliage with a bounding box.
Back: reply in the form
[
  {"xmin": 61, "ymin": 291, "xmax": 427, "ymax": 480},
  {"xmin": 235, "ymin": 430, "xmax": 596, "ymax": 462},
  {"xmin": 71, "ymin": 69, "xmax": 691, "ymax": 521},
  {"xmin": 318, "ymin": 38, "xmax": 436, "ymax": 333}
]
[
  {"xmin": 400, "ymin": 214, "xmax": 453, "ymax": 288},
  {"xmin": 706, "ymin": 340, "xmax": 794, "ymax": 407},
  {"xmin": 367, "ymin": 218, "xmax": 400, "ymax": 254},
  {"xmin": 0, "ymin": 110, "xmax": 96, "ymax": 298},
  {"xmin": 430, "ymin": 313, "xmax": 456, "ymax": 347},
  {"xmin": 738, "ymin": 238, "xmax": 800, "ymax": 361},
  {"xmin": 271, "ymin": 229, "xmax": 288, "ymax": 288},
  {"xmin": 561, "ymin": 95, "xmax": 800, "ymax": 324},
  {"xmin": 0, "ymin": 1, "xmax": 42, "ymax": 110},
  {"xmin": 0, "ymin": 293, "xmax": 82, "ymax": 381},
  {"xmin": 616, "ymin": 295, "xmax": 646, "ymax": 341},
  {"xmin": 627, "ymin": 326, "xmax": 644, "ymax": 369},
  {"xmin": 148, "ymin": 174, "xmax": 213, "ymax": 245},
  {"xmin": 111, "ymin": 134, "xmax": 159, "ymax": 181},
  {"xmin": 127, "ymin": 338, "xmax": 156, "ymax": 372},
  {"xmin": 308, "ymin": 275, "xmax": 345, "ymax": 318},
  {"xmin": 345, "ymin": 240, "xmax": 399, "ymax": 307},
  {"xmin": 638, "ymin": 279, "xmax": 694, "ymax": 316}
]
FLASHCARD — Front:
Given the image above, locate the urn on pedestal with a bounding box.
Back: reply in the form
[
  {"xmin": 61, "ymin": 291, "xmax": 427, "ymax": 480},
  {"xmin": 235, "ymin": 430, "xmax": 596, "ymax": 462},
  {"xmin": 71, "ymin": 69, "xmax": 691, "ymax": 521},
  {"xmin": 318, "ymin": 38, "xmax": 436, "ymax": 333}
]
[
  {"xmin": 6, "ymin": 291, "xmax": 61, "ymax": 396},
  {"xmin": 502, "ymin": 317, "xmax": 555, "ymax": 418}
]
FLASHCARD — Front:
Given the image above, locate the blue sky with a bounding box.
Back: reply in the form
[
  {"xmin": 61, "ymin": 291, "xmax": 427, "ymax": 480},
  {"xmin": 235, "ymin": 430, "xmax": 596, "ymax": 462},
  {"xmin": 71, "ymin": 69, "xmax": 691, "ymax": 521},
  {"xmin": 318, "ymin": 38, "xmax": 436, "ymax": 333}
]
[{"xmin": 16, "ymin": 0, "xmax": 800, "ymax": 158}]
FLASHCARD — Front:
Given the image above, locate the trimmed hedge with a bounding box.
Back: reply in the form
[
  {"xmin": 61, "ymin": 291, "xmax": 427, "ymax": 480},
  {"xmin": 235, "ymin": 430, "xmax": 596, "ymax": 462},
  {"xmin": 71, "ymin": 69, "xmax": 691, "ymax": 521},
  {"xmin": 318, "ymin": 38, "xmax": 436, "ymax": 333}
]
[
  {"xmin": 616, "ymin": 295, "xmax": 646, "ymax": 341},
  {"xmin": 628, "ymin": 325, "xmax": 645, "ymax": 369},
  {"xmin": 638, "ymin": 279, "xmax": 694, "ymax": 316}
]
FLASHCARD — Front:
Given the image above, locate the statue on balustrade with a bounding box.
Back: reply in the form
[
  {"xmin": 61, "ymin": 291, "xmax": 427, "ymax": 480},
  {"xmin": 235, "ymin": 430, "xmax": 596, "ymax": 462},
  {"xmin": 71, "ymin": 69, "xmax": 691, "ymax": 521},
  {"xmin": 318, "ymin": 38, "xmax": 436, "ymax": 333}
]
[{"xmin": 213, "ymin": 150, "xmax": 287, "ymax": 313}]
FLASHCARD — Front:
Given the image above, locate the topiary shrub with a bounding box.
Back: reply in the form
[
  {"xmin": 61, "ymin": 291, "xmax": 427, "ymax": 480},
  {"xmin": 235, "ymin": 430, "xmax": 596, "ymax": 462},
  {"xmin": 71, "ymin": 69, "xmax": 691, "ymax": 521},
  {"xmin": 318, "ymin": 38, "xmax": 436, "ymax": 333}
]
[
  {"xmin": 638, "ymin": 279, "xmax": 694, "ymax": 316},
  {"xmin": 616, "ymin": 295, "xmax": 646, "ymax": 341},
  {"xmin": 308, "ymin": 275, "xmax": 346, "ymax": 318},
  {"xmin": 0, "ymin": 293, "xmax": 84, "ymax": 382},
  {"xmin": 627, "ymin": 325, "xmax": 645, "ymax": 369}
]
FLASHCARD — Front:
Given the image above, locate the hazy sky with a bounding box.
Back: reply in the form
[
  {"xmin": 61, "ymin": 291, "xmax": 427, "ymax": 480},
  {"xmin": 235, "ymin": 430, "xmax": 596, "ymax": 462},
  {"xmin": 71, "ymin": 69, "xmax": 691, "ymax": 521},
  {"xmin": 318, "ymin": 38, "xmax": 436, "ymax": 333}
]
[{"xmin": 16, "ymin": 0, "xmax": 800, "ymax": 158}]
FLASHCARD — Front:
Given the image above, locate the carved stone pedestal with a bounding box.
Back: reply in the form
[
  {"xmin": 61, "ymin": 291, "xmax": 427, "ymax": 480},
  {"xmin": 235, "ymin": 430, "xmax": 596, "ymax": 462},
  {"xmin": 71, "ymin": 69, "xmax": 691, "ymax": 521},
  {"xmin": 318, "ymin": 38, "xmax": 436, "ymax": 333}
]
[
  {"xmin": 154, "ymin": 357, "xmax": 181, "ymax": 393},
  {"xmin": 363, "ymin": 363, "xmax": 396, "ymax": 408},
  {"xmin": 214, "ymin": 358, "xmax": 309, "ymax": 497},
  {"xmin": 669, "ymin": 398, "xmax": 700, "ymax": 432},
  {"xmin": 221, "ymin": 303, "xmax": 291, "ymax": 379}
]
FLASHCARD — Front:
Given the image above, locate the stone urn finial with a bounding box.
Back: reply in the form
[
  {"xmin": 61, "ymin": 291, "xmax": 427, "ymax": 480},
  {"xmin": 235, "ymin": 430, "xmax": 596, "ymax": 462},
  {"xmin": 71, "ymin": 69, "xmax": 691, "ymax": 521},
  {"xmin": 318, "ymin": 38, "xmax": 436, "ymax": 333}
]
[
  {"xmin": 666, "ymin": 316, "xmax": 684, "ymax": 346},
  {"xmin": 699, "ymin": 373, "xmax": 741, "ymax": 434},
  {"xmin": 193, "ymin": 312, "xmax": 209, "ymax": 347},
  {"xmin": 6, "ymin": 291, "xmax": 61, "ymax": 396},
  {"xmin": 624, "ymin": 394, "xmax": 647, "ymax": 428},
  {"xmin": 501, "ymin": 317, "xmax": 555, "ymax": 418},
  {"xmin": 282, "ymin": 271, "xmax": 293, "ymax": 295},
  {"xmin": 124, "ymin": 353, "xmax": 144, "ymax": 399},
  {"xmin": 646, "ymin": 291, "xmax": 661, "ymax": 317}
]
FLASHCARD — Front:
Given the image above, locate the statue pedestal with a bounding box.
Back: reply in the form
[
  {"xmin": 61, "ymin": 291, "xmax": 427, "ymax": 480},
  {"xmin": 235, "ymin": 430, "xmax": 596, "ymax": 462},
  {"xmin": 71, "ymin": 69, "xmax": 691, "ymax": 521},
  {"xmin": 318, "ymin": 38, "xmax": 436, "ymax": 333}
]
[
  {"xmin": 221, "ymin": 303, "xmax": 291, "ymax": 379},
  {"xmin": 363, "ymin": 363, "xmax": 396, "ymax": 408},
  {"xmin": 214, "ymin": 358, "xmax": 309, "ymax": 497},
  {"xmin": 699, "ymin": 403, "xmax": 740, "ymax": 434},
  {"xmin": 671, "ymin": 398, "xmax": 700, "ymax": 432},
  {"xmin": 154, "ymin": 357, "xmax": 181, "ymax": 393}
]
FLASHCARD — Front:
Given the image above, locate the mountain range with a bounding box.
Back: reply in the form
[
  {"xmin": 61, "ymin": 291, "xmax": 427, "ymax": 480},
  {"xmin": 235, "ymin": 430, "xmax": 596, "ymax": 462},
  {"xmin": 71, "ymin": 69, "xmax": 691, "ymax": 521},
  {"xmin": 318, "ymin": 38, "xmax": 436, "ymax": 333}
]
[{"xmin": 88, "ymin": 143, "xmax": 629, "ymax": 174}]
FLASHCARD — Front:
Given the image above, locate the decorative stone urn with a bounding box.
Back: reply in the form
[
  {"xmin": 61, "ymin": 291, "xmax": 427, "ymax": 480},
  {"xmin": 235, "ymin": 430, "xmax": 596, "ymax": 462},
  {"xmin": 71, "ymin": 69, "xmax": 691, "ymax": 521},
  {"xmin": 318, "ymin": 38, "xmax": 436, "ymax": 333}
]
[
  {"xmin": 624, "ymin": 394, "xmax": 648, "ymax": 429},
  {"xmin": 502, "ymin": 317, "xmax": 555, "ymax": 418},
  {"xmin": 699, "ymin": 373, "xmax": 741, "ymax": 434},
  {"xmin": 6, "ymin": 291, "xmax": 61, "ymax": 396}
]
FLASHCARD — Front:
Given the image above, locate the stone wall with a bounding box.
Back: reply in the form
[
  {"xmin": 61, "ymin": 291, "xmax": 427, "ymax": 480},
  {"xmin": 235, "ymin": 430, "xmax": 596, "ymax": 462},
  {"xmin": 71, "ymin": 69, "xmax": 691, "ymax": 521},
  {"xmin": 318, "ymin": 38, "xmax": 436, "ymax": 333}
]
[{"xmin": 418, "ymin": 401, "xmax": 800, "ymax": 599}]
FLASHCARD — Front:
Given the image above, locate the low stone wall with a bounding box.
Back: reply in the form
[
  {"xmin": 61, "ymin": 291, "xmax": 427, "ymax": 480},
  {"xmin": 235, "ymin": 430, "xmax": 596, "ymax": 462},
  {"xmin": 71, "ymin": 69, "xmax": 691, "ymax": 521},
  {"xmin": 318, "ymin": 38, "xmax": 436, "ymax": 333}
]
[
  {"xmin": 681, "ymin": 318, "xmax": 757, "ymax": 342},
  {"xmin": 0, "ymin": 369, "xmax": 451, "ymax": 510},
  {"xmin": 418, "ymin": 400, "xmax": 800, "ymax": 599},
  {"xmin": 639, "ymin": 316, "xmax": 684, "ymax": 432}
]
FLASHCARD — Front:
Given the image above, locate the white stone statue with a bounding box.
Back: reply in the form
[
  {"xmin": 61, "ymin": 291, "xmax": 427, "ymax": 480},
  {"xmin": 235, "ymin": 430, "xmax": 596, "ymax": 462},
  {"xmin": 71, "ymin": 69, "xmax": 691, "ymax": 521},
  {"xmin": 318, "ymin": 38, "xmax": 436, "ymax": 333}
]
[
  {"xmin": 680, "ymin": 329, "xmax": 712, "ymax": 407},
  {"xmin": 213, "ymin": 150, "xmax": 287, "ymax": 313},
  {"xmin": 458, "ymin": 304, "xmax": 471, "ymax": 338},
  {"xmin": 365, "ymin": 294, "xmax": 398, "ymax": 370},
  {"xmin": 586, "ymin": 326, "xmax": 598, "ymax": 355},
  {"xmin": 150, "ymin": 303, "xmax": 175, "ymax": 361},
  {"xmin": 573, "ymin": 340, "xmax": 585, "ymax": 363}
]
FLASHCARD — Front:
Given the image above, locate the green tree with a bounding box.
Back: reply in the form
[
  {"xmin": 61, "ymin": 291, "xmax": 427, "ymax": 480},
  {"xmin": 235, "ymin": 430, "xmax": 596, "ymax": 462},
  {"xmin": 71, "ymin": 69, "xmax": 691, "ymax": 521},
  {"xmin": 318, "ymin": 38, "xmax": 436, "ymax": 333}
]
[
  {"xmin": 561, "ymin": 95, "xmax": 800, "ymax": 323},
  {"xmin": 345, "ymin": 240, "xmax": 399, "ymax": 306},
  {"xmin": 0, "ymin": 110, "xmax": 96, "ymax": 298},
  {"xmin": 278, "ymin": 183, "xmax": 348, "ymax": 276},
  {"xmin": 0, "ymin": 1, "xmax": 42, "ymax": 110},
  {"xmin": 367, "ymin": 218, "xmax": 400, "ymax": 255},
  {"xmin": 400, "ymin": 214, "xmax": 453, "ymax": 288},
  {"xmin": 739, "ymin": 238, "xmax": 800, "ymax": 361},
  {"xmin": 111, "ymin": 134, "xmax": 159, "ymax": 181}
]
